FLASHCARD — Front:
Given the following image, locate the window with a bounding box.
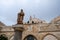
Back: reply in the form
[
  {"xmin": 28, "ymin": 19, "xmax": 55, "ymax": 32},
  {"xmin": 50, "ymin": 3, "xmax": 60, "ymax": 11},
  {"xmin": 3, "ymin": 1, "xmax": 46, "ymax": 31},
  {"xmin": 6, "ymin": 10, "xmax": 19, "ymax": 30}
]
[
  {"xmin": 27, "ymin": 21, "xmax": 29, "ymax": 23},
  {"xmin": 24, "ymin": 35, "xmax": 37, "ymax": 40},
  {"xmin": 55, "ymin": 20, "xmax": 60, "ymax": 25},
  {"xmin": 0, "ymin": 35, "xmax": 8, "ymax": 40},
  {"xmin": 32, "ymin": 21, "xmax": 34, "ymax": 24},
  {"xmin": 43, "ymin": 35, "xmax": 58, "ymax": 40},
  {"xmin": 56, "ymin": 21, "xmax": 60, "ymax": 24}
]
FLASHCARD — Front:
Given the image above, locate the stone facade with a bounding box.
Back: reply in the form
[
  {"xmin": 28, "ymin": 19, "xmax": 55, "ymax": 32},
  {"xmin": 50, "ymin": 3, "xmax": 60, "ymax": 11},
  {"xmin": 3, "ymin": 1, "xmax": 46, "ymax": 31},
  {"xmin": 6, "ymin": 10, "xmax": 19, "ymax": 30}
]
[{"xmin": 0, "ymin": 9, "xmax": 60, "ymax": 40}]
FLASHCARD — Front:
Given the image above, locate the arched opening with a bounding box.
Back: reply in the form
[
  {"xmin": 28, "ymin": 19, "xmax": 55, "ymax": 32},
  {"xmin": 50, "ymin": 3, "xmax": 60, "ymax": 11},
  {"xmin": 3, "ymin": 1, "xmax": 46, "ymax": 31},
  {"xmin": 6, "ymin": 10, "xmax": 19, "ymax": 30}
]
[
  {"xmin": 10, "ymin": 36, "xmax": 14, "ymax": 40},
  {"xmin": 27, "ymin": 21, "xmax": 29, "ymax": 23},
  {"xmin": 43, "ymin": 34, "xmax": 58, "ymax": 40},
  {"xmin": 0, "ymin": 34, "xmax": 8, "ymax": 40},
  {"xmin": 32, "ymin": 21, "xmax": 34, "ymax": 24},
  {"xmin": 24, "ymin": 35, "xmax": 37, "ymax": 40},
  {"xmin": 55, "ymin": 20, "xmax": 60, "ymax": 25}
]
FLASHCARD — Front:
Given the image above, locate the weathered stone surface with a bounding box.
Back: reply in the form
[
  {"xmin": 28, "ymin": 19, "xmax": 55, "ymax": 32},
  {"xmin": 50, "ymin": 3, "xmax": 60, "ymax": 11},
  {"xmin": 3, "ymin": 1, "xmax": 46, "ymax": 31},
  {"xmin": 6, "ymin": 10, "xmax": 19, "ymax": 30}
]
[{"xmin": 0, "ymin": 10, "xmax": 60, "ymax": 40}]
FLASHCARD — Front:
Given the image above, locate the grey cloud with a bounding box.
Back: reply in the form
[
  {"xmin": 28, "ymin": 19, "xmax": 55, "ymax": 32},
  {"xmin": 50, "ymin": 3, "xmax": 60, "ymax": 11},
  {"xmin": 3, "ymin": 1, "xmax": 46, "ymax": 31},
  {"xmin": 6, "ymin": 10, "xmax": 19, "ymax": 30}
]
[{"xmin": 0, "ymin": 0, "xmax": 60, "ymax": 25}]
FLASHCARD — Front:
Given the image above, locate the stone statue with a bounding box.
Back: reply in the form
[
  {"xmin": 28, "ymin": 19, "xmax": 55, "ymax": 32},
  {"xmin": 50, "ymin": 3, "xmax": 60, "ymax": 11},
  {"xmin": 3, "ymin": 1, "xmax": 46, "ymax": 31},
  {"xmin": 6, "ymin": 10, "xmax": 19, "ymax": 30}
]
[{"xmin": 17, "ymin": 9, "xmax": 25, "ymax": 24}]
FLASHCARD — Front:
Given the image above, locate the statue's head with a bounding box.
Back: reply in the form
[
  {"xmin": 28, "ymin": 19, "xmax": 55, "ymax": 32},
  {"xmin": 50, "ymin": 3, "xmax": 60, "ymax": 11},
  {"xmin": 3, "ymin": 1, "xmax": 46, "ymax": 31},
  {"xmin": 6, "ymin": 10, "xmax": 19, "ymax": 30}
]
[{"xmin": 21, "ymin": 9, "xmax": 23, "ymax": 12}]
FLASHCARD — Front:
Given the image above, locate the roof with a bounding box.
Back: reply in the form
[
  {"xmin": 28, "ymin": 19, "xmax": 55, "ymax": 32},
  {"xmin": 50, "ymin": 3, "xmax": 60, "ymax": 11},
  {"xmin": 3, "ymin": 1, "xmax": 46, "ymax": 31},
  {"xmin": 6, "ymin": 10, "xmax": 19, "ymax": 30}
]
[
  {"xmin": 0, "ymin": 21, "xmax": 5, "ymax": 26},
  {"xmin": 51, "ymin": 16, "xmax": 60, "ymax": 23},
  {"xmin": 28, "ymin": 16, "xmax": 47, "ymax": 24}
]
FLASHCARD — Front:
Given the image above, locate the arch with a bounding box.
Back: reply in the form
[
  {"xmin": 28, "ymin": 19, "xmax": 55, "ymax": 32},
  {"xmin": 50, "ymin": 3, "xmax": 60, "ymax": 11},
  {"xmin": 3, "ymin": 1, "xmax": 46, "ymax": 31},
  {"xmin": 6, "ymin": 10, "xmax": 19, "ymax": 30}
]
[
  {"xmin": 24, "ymin": 35, "xmax": 37, "ymax": 40},
  {"xmin": 27, "ymin": 21, "xmax": 29, "ymax": 23},
  {"xmin": 0, "ymin": 34, "xmax": 6, "ymax": 36},
  {"xmin": 42, "ymin": 33, "xmax": 58, "ymax": 40},
  {"xmin": 32, "ymin": 21, "xmax": 34, "ymax": 24},
  {"xmin": 9, "ymin": 35, "xmax": 14, "ymax": 40},
  {"xmin": 0, "ymin": 34, "xmax": 8, "ymax": 40},
  {"xmin": 51, "ymin": 16, "xmax": 60, "ymax": 24},
  {"xmin": 55, "ymin": 20, "xmax": 60, "ymax": 24}
]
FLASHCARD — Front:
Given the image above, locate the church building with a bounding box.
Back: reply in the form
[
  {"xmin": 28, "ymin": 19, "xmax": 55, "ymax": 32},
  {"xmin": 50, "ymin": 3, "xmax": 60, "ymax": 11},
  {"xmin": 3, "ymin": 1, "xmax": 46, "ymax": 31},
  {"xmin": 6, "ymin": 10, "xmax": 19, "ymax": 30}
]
[{"xmin": 0, "ymin": 9, "xmax": 60, "ymax": 40}]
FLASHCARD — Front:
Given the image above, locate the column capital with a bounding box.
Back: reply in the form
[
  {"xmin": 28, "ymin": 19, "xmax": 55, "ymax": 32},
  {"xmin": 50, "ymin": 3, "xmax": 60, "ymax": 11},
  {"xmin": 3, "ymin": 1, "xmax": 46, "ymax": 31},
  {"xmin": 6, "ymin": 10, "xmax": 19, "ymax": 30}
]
[{"xmin": 13, "ymin": 27, "xmax": 24, "ymax": 31}]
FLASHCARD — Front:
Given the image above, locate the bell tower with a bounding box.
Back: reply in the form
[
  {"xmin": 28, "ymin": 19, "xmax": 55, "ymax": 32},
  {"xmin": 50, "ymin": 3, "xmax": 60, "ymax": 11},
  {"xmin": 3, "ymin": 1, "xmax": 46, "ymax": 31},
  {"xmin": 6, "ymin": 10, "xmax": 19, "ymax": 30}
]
[{"xmin": 17, "ymin": 9, "xmax": 25, "ymax": 24}]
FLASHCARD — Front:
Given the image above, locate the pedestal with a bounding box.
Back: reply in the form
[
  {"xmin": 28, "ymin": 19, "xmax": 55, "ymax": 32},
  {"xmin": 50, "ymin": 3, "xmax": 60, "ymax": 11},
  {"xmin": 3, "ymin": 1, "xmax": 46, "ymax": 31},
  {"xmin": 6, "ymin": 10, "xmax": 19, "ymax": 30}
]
[{"xmin": 13, "ymin": 27, "xmax": 24, "ymax": 40}]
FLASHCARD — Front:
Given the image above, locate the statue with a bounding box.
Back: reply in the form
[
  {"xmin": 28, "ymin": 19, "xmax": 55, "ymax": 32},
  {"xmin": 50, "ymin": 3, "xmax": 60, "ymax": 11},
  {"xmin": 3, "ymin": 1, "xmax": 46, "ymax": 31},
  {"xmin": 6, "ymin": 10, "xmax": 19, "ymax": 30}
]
[{"xmin": 17, "ymin": 9, "xmax": 25, "ymax": 24}]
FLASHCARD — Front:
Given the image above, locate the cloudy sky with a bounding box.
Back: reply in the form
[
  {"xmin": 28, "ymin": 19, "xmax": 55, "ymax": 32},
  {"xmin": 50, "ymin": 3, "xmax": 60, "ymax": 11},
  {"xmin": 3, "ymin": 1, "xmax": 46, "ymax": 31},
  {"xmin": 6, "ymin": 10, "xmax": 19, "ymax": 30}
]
[{"xmin": 0, "ymin": 0, "xmax": 60, "ymax": 25}]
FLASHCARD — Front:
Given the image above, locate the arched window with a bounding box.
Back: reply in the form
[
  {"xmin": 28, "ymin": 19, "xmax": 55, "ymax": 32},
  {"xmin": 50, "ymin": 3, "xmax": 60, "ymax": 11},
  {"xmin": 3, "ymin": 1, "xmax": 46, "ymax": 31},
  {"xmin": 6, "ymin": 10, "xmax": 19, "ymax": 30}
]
[
  {"xmin": 10, "ymin": 36, "xmax": 14, "ymax": 40},
  {"xmin": 43, "ymin": 34, "xmax": 58, "ymax": 40},
  {"xmin": 27, "ymin": 21, "xmax": 29, "ymax": 23},
  {"xmin": 24, "ymin": 35, "xmax": 37, "ymax": 40},
  {"xmin": 56, "ymin": 20, "xmax": 60, "ymax": 24},
  {"xmin": 0, "ymin": 34, "xmax": 8, "ymax": 40},
  {"xmin": 32, "ymin": 21, "xmax": 34, "ymax": 24},
  {"xmin": 54, "ymin": 20, "xmax": 60, "ymax": 26}
]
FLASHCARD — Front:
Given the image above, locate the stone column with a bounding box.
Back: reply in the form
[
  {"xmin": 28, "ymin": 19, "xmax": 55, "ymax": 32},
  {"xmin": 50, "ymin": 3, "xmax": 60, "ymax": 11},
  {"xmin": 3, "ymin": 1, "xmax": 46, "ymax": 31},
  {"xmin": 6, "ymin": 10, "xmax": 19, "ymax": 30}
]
[{"xmin": 13, "ymin": 27, "xmax": 24, "ymax": 40}]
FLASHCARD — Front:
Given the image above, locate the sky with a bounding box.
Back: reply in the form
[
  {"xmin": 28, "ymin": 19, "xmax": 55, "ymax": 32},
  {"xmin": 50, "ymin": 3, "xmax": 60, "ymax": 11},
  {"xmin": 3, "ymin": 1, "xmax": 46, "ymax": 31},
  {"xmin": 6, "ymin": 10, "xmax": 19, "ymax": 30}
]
[{"xmin": 0, "ymin": 0, "xmax": 60, "ymax": 25}]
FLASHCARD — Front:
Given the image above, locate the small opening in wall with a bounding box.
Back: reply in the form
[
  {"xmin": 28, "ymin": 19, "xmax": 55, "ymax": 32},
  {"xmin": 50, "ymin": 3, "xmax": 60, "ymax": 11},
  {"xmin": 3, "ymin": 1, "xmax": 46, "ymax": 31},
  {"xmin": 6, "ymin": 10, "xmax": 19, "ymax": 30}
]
[{"xmin": 32, "ymin": 21, "xmax": 34, "ymax": 24}]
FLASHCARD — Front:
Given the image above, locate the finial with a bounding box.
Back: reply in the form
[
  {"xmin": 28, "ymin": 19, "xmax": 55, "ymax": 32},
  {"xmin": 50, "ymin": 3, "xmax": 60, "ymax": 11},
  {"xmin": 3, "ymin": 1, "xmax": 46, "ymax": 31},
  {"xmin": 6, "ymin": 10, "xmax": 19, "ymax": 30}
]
[
  {"xmin": 30, "ymin": 16, "xmax": 32, "ymax": 20},
  {"xmin": 34, "ymin": 15, "xmax": 35, "ymax": 18}
]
